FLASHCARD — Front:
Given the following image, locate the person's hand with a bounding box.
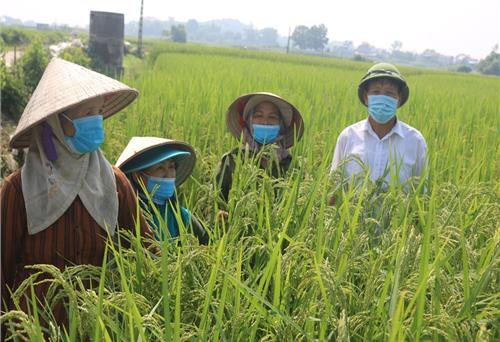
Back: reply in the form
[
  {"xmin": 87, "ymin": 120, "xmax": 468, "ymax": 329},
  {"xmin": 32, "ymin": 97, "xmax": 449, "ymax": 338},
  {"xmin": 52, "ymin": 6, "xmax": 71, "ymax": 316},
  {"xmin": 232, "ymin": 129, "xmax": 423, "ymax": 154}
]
[
  {"xmin": 328, "ymin": 195, "xmax": 336, "ymax": 206},
  {"xmin": 217, "ymin": 210, "xmax": 229, "ymax": 224}
]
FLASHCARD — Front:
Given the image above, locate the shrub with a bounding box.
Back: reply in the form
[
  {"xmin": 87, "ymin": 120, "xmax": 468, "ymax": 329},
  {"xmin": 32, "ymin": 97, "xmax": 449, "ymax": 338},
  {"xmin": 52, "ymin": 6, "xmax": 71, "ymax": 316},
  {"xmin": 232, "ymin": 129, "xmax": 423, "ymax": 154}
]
[
  {"xmin": 477, "ymin": 51, "xmax": 500, "ymax": 76},
  {"xmin": 59, "ymin": 47, "xmax": 91, "ymax": 67},
  {"xmin": 456, "ymin": 65, "xmax": 472, "ymax": 73},
  {"xmin": 0, "ymin": 60, "xmax": 27, "ymax": 121},
  {"xmin": 19, "ymin": 39, "xmax": 49, "ymax": 94}
]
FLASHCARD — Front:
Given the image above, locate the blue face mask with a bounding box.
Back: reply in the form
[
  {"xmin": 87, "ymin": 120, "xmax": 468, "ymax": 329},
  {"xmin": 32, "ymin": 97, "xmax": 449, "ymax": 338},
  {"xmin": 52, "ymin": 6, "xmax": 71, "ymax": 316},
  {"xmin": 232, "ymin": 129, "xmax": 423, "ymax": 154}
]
[
  {"xmin": 64, "ymin": 114, "xmax": 105, "ymax": 154},
  {"xmin": 252, "ymin": 124, "xmax": 281, "ymax": 145},
  {"xmin": 368, "ymin": 95, "xmax": 398, "ymax": 124},
  {"xmin": 146, "ymin": 176, "xmax": 176, "ymax": 203}
]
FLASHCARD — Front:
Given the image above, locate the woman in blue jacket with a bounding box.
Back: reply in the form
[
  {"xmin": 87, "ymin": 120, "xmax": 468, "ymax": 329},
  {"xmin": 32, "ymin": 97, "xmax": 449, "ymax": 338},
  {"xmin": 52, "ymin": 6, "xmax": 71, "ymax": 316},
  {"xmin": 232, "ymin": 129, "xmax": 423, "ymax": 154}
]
[{"xmin": 116, "ymin": 137, "xmax": 209, "ymax": 244}]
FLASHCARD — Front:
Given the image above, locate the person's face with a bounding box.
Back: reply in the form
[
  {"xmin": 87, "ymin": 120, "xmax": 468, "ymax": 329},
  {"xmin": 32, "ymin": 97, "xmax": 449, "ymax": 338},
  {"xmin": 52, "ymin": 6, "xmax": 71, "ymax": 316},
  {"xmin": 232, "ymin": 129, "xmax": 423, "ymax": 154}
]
[
  {"xmin": 249, "ymin": 102, "xmax": 282, "ymax": 126},
  {"xmin": 59, "ymin": 96, "xmax": 105, "ymax": 136},
  {"xmin": 363, "ymin": 80, "xmax": 401, "ymax": 105},
  {"xmin": 143, "ymin": 159, "xmax": 177, "ymax": 179}
]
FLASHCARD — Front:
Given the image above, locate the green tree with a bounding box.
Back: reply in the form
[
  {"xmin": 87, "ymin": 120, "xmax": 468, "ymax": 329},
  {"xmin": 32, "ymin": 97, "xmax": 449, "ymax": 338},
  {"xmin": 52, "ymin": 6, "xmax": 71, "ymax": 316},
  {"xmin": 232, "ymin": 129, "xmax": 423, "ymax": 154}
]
[
  {"xmin": 477, "ymin": 46, "xmax": 500, "ymax": 76},
  {"xmin": 0, "ymin": 59, "xmax": 27, "ymax": 121},
  {"xmin": 456, "ymin": 65, "xmax": 472, "ymax": 73},
  {"xmin": 171, "ymin": 25, "xmax": 187, "ymax": 43},
  {"xmin": 0, "ymin": 28, "xmax": 30, "ymax": 47},
  {"xmin": 308, "ymin": 24, "xmax": 328, "ymax": 51},
  {"xmin": 59, "ymin": 47, "xmax": 91, "ymax": 68},
  {"xmin": 0, "ymin": 28, "xmax": 30, "ymax": 65},
  {"xmin": 292, "ymin": 24, "xmax": 328, "ymax": 51},
  {"xmin": 291, "ymin": 25, "xmax": 309, "ymax": 50},
  {"xmin": 259, "ymin": 28, "xmax": 278, "ymax": 47},
  {"xmin": 19, "ymin": 39, "xmax": 49, "ymax": 94}
]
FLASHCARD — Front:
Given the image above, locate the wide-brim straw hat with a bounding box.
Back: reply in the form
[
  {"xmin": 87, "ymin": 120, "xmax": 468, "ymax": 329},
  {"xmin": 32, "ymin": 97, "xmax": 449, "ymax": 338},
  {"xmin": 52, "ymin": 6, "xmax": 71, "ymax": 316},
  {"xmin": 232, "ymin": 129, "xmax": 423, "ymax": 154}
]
[
  {"xmin": 9, "ymin": 57, "xmax": 139, "ymax": 149},
  {"xmin": 115, "ymin": 137, "xmax": 196, "ymax": 187},
  {"xmin": 226, "ymin": 92, "xmax": 304, "ymax": 149}
]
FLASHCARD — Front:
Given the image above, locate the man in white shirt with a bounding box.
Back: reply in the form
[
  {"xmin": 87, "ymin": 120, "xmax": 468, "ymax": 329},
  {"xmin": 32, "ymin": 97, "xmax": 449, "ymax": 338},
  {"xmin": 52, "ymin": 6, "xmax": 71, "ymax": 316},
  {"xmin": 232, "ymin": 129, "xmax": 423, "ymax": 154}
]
[{"xmin": 330, "ymin": 63, "xmax": 427, "ymax": 195}]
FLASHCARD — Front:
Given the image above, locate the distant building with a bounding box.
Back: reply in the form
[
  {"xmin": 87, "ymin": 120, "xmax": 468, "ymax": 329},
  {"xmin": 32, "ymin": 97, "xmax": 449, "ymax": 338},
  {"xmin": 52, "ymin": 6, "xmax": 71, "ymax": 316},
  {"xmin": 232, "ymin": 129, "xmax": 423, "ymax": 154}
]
[
  {"xmin": 455, "ymin": 54, "xmax": 479, "ymax": 66},
  {"xmin": 36, "ymin": 23, "xmax": 50, "ymax": 31},
  {"xmin": 419, "ymin": 49, "xmax": 456, "ymax": 66},
  {"xmin": 88, "ymin": 11, "xmax": 124, "ymax": 76}
]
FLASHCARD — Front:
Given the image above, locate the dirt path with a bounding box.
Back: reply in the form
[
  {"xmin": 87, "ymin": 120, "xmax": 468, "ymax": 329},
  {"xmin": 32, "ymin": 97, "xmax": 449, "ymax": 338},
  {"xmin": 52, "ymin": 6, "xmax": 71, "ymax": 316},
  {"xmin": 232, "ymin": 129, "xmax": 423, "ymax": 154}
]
[{"xmin": 2, "ymin": 49, "xmax": 24, "ymax": 67}]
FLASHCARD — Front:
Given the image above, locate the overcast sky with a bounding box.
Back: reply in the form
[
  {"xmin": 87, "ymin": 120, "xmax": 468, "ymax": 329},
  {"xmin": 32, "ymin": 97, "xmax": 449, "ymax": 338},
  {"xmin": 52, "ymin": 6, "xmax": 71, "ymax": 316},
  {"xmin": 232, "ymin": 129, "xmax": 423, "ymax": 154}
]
[{"xmin": 2, "ymin": 0, "xmax": 498, "ymax": 59}]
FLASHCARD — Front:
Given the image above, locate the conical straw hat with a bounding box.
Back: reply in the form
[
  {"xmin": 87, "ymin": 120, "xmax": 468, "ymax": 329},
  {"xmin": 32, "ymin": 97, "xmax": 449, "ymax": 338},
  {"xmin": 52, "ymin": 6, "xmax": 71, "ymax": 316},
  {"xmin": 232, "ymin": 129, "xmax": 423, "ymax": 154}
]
[
  {"xmin": 9, "ymin": 57, "xmax": 139, "ymax": 148},
  {"xmin": 226, "ymin": 92, "xmax": 304, "ymax": 149},
  {"xmin": 115, "ymin": 137, "xmax": 196, "ymax": 187}
]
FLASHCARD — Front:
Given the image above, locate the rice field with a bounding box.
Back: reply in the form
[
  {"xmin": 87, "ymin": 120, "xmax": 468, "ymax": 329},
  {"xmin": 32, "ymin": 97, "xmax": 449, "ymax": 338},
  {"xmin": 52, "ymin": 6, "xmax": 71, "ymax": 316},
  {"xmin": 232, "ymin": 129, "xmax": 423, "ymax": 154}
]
[{"xmin": 3, "ymin": 42, "xmax": 499, "ymax": 341}]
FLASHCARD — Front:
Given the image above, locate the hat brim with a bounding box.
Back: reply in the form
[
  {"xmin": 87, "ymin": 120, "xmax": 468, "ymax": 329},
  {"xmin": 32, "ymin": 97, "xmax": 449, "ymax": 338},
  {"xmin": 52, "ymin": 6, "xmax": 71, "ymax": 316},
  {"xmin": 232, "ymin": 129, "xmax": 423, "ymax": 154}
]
[
  {"xmin": 357, "ymin": 75, "xmax": 409, "ymax": 108},
  {"xmin": 116, "ymin": 137, "xmax": 196, "ymax": 187},
  {"xmin": 9, "ymin": 58, "xmax": 139, "ymax": 149},
  {"xmin": 226, "ymin": 92, "xmax": 304, "ymax": 148},
  {"xmin": 243, "ymin": 94, "xmax": 293, "ymax": 126},
  {"xmin": 120, "ymin": 150, "xmax": 191, "ymax": 174}
]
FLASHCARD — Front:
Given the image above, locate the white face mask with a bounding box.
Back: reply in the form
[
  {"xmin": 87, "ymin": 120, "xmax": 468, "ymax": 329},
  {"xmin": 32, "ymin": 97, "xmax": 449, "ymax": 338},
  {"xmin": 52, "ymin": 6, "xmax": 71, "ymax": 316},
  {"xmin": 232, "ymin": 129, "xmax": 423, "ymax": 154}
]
[{"xmin": 368, "ymin": 95, "xmax": 398, "ymax": 124}]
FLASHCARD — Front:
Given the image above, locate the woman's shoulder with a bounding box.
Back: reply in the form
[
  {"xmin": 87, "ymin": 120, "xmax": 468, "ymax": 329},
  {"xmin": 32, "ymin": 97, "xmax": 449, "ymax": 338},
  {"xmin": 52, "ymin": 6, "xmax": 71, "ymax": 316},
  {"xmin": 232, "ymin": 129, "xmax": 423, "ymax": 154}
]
[
  {"xmin": 112, "ymin": 165, "xmax": 128, "ymax": 180},
  {"xmin": 1, "ymin": 169, "xmax": 23, "ymax": 195},
  {"xmin": 112, "ymin": 166, "xmax": 134, "ymax": 191}
]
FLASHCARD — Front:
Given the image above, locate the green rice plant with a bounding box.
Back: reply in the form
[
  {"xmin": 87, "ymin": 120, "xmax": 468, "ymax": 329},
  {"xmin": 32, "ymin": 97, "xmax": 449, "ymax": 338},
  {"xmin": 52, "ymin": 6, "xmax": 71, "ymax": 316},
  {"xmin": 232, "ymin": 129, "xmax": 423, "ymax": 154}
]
[{"xmin": 2, "ymin": 42, "xmax": 499, "ymax": 341}]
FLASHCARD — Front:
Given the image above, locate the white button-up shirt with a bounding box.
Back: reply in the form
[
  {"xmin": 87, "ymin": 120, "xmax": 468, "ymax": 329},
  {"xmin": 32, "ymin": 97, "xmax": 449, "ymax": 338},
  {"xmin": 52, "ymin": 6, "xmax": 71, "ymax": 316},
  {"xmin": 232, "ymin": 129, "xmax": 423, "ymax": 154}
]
[{"xmin": 331, "ymin": 119, "xmax": 427, "ymax": 186}]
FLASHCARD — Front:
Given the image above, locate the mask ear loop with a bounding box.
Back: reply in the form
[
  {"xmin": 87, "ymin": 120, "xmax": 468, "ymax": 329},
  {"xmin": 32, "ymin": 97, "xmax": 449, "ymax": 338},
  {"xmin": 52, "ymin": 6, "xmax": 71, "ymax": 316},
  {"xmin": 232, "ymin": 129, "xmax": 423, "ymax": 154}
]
[{"xmin": 41, "ymin": 121, "xmax": 58, "ymax": 161}]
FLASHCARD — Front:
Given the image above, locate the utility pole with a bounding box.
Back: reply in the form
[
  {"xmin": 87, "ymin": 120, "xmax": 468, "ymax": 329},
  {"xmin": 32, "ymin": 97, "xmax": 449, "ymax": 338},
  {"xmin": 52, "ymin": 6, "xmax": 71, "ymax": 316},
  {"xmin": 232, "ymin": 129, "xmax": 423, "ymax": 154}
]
[
  {"xmin": 286, "ymin": 27, "xmax": 291, "ymax": 54},
  {"xmin": 137, "ymin": 0, "xmax": 144, "ymax": 59}
]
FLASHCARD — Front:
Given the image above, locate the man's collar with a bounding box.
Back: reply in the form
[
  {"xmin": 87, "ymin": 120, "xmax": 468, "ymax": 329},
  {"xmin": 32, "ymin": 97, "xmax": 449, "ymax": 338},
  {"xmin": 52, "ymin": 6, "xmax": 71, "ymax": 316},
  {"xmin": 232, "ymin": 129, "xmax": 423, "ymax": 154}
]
[
  {"xmin": 391, "ymin": 120, "xmax": 405, "ymax": 138},
  {"xmin": 362, "ymin": 118, "xmax": 405, "ymax": 139}
]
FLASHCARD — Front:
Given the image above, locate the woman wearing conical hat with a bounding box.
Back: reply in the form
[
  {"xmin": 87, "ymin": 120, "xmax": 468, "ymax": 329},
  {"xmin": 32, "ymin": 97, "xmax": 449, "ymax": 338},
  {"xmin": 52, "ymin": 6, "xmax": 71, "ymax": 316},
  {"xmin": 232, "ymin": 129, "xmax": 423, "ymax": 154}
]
[
  {"xmin": 215, "ymin": 92, "xmax": 304, "ymax": 217},
  {"xmin": 116, "ymin": 137, "xmax": 209, "ymax": 245},
  {"xmin": 0, "ymin": 58, "xmax": 151, "ymax": 328}
]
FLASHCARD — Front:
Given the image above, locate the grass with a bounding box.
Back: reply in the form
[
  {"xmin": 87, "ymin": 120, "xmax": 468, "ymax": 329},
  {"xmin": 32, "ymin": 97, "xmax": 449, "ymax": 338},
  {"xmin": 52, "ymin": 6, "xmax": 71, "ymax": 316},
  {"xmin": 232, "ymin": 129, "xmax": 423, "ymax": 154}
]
[{"xmin": 2, "ymin": 42, "xmax": 499, "ymax": 341}]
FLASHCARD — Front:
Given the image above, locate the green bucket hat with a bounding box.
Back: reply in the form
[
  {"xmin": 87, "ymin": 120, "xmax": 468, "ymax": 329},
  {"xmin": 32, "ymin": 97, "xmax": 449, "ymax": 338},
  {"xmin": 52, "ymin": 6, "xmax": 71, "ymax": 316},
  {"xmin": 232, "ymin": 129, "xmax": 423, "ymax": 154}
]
[{"xmin": 357, "ymin": 63, "xmax": 409, "ymax": 107}]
